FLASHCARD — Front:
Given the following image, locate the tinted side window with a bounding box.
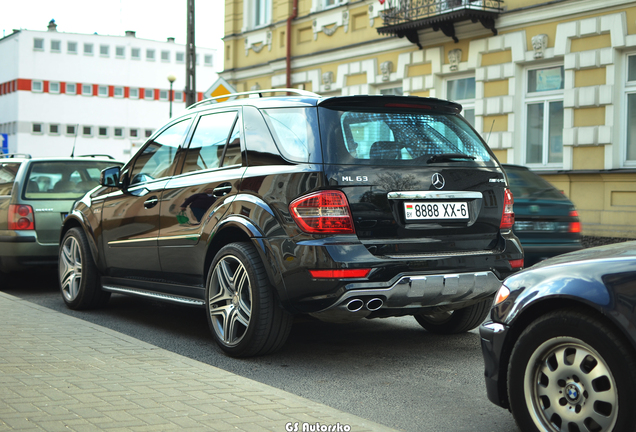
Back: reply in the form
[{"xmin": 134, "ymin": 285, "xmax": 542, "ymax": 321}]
[
  {"xmin": 182, "ymin": 111, "xmax": 236, "ymax": 174},
  {"xmin": 0, "ymin": 163, "xmax": 21, "ymax": 196},
  {"xmin": 261, "ymin": 107, "xmax": 320, "ymax": 163},
  {"xmin": 24, "ymin": 161, "xmax": 119, "ymax": 199},
  {"xmin": 130, "ymin": 119, "xmax": 191, "ymax": 185}
]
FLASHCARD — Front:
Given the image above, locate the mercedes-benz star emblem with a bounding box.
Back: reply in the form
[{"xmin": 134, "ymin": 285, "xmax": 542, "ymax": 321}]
[{"xmin": 431, "ymin": 173, "xmax": 445, "ymax": 190}]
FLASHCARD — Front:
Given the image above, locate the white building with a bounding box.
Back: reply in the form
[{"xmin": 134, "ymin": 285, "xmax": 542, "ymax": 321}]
[{"xmin": 0, "ymin": 20, "xmax": 218, "ymax": 161}]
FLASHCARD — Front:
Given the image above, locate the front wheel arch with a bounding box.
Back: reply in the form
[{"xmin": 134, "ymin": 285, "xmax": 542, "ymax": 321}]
[{"xmin": 498, "ymin": 300, "xmax": 636, "ymax": 409}]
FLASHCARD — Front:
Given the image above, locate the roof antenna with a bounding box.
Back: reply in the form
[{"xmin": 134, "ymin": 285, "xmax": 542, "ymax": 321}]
[
  {"xmin": 486, "ymin": 119, "xmax": 495, "ymax": 144},
  {"xmin": 70, "ymin": 124, "xmax": 79, "ymax": 158}
]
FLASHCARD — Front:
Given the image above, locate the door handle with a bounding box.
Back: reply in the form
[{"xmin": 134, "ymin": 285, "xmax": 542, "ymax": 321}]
[
  {"xmin": 144, "ymin": 196, "xmax": 159, "ymax": 209},
  {"xmin": 213, "ymin": 183, "xmax": 232, "ymax": 197}
]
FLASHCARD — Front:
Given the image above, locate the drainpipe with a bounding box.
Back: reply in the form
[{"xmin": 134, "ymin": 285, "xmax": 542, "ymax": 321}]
[{"xmin": 286, "ymin": 0, "xmax": 298, "ymax": 89}]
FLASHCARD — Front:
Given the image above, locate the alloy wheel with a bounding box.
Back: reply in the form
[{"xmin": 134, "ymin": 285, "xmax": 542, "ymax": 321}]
[
  {"xmin": 208, "ymin": 254, "xmax": 252, "ymax": 347},
  {"xmin": 59, "ymin": 235, "xmax": 82, "ymax": 302}
]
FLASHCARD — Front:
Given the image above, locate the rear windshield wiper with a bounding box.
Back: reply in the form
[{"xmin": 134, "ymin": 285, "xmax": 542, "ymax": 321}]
[{"xmin": 427, "ymin": 153, "xmax": 476, "ymax": 163}]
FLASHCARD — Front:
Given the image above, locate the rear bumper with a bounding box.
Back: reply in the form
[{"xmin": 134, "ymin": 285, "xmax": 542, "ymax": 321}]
[
  {"xmin": 0, "ymin": 232, "xmax": 58, "ymax": 273},
  {"xmin": 262, "ymin": 234, "xmax": 522, "ymax": 316},
  {"xmin": 479, "ymin": 320, "xmax": 510, "ymax": 408},
  {"xmin": 521, "ymin": 243, "xmax": 583, "ymax": 265}
]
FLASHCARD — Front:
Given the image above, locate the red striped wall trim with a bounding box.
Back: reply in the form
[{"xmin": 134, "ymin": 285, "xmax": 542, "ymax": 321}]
[{"xmin": 0, "ymin": 79, "xmax": 188, "ymax": 101}]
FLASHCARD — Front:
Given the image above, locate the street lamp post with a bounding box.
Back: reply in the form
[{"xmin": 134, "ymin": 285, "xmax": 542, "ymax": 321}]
[{"xmin": 167, "ymin": 75, "xmax": 176, "ymax": 118}]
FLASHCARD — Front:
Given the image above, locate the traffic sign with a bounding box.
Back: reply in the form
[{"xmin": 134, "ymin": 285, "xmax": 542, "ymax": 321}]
[
  {"xmin": 1, "ymin": 134, "xmax": 8, "ymax": 154},
  {"xmin": 203, "ymin": 77, "xmax": 237, "ymax": 103}
]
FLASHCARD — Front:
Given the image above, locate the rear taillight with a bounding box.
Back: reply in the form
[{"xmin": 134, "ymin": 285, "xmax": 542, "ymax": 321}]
[
  {"xmin": 569, "ymin": 210, "xmax": 581, "ymax": 233},
  {"xmin": 289, "ymin": 190, "xmax": 355, "ymax": 234},
  {"xmin": 309, "ymin": 269, "xmax": 371, "ymax": 279},
  {"xmin": 509, "ymin": 259, "xmax": 524, "ymax": 269},
  {"xmin": 500, "ymin": 188, "xmax": 515, "ymax": 229},
  {"xmin": 8, "ymin": 204, "xmax": 35, "ymax": 230}
]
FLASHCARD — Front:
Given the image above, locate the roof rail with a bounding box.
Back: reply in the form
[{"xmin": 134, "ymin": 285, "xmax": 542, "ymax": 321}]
[
  {"xmin": 77, "ymin": 154, "xmax": 115, "ymax": 160},
  {"xmin": 0, "ymin": 153, "xmax": 32, "ymax": 159},
  {"xmin": 187, "ymin": 88, "xmax": 320, "ymax": 110}
]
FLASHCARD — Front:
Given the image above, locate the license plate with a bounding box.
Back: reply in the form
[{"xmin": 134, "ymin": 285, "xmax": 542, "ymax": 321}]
[{"xmin": 404, "ymin": 202, "xmax": 468, "ymax": 220}]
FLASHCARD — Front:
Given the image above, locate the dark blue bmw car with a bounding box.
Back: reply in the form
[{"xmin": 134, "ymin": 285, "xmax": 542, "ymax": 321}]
[{"xmin": 480, "ymin": 241, "xmax": 636, "ymax": 432}]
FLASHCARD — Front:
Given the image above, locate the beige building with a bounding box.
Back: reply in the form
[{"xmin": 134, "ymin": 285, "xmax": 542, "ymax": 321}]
[{"xmin": 221, "ymin": 0, "xmax": 636, "ymax": 238}]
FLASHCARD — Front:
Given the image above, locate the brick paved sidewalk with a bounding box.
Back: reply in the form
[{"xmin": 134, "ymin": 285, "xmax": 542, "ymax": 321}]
[{"xmin": 0, "ymin": 291, "xmax": 399, "ymax": 432}]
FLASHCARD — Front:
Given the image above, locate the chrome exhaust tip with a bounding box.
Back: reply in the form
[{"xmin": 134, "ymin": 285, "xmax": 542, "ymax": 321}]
[
  {"xmin": 346, "ymin": 299, "xmax": 364, "ymax": 312},
  {"xmin": 366, "ymin": 298, "xmax": 383, "ymax": 311}
]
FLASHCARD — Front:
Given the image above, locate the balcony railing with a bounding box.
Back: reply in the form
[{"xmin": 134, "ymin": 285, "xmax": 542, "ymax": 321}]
[{"xmin": 377, "ymin": 0, "xmax": 503, "ymax": 46}]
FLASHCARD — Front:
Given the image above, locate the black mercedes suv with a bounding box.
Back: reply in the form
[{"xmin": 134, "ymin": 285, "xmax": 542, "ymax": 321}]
[{"xmin": 58, "ymin": 89, "xmax": 523, "ymax": 357}]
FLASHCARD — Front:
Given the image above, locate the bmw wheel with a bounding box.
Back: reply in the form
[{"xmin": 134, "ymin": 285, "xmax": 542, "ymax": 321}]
[
  {"xmin": 206, "ymin": 242, "xmax": 292, "ymax": 357},
  {"xmin": 58, "ymin": 227, "xmax": 110, "ymax": 309},
  {"xmin": 508, "ymin": 309, "xmax": 636, "ymax": 432}
]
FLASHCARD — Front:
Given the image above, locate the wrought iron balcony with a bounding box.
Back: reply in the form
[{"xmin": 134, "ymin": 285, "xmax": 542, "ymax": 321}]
[{"xmin": 376, "ymin": 0, "xmax": 503, "ymax": 47}]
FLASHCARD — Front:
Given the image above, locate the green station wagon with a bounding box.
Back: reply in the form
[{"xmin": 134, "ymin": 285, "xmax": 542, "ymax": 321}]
[{"xmin": 0, "ymin": 154, "xmax": 122, "ymax": 279}]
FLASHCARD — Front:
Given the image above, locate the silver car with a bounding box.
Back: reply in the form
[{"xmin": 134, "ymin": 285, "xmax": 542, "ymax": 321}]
[{"xmin": 0, "ymin": 154, "xmax": 122, "ymax": 279}]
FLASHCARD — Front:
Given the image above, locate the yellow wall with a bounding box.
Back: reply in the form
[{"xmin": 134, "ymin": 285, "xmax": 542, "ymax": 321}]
[
  {"xmin": 570, "ymin": 34, "xmax": 612, "ymax": 53},
  {"xmin": 573, "ymin": 107, "xmax": 605, "ymax": 128},
  {"xmin": 574, "ymin": 68, "xmax": 606, "ymax": 87},
  {"xmin": 483, "ymin": 115, "xmax": 509, "ymax": 132},
  {"xmin": 481, "ymin": 51, "xmax": 512, "ymax": 66},
  {"xmin": 484, "ymin": 80, "xmax": 509, "ymax": 98},
  {"xmin": 492, "ymin": 150, "xmax": 507, "ymax": 163},
  {"xmin": 572, "ymin": 146, "xmax": 605, "ymax": 170}
]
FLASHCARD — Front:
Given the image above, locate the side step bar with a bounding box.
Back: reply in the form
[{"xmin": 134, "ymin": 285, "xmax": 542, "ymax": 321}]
[{"xmin": 102, "ymin": 285, "xmax": 205, "ymax": 307}]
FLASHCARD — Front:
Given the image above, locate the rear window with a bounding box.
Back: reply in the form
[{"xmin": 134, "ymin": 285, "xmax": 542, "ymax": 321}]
[
  {"xmin": 504, "ymin": 166, "xmax": 564, "ymax": 200},
  {"xmin": 318, "ymin": 108, "xmax": 494, "ymax": 166},
  {"xmin": 24, "ymin": 161, "xmax": 119, "ymax": 199},
  {"xmin": 0, "ymin": 162, "xmax": 21, "ymax": 196}
]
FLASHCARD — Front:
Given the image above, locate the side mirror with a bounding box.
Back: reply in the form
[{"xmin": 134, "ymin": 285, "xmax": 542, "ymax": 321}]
[{"xmin": 100, "ymin": 166, "xmax": 121, "ymax": 188}]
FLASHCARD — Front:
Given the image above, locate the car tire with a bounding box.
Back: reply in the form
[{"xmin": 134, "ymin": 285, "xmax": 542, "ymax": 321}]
[
  {"xmin": 414, "ymin": 297, "xmax": 491, "ymax": 334},
  {"xmin": 507, "ymin": 309, "xmax": 636, "ymax": 432},
  {"xmin": 58, "ymin": 227, "xmax": 110, "ymax": 310},
  {"xmin": 206, "ymin": 242, "xmax": 293, "ymax": 358}
]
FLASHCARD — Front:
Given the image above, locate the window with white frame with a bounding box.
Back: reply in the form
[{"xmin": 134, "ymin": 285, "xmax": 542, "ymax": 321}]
[
  {"xmin": 145, "ymin": 129, "xmax": 153, "ymax": 138},
  {"xmin": 146, "ymin": 49, "xmax": 155, "ymax": 61},
  {"xmin": 131, "ymin": 48, "xmax": 141, "ymax": 59},
  {"xmin": 98, "ymin": 85, "xmax": 108, "ymax": 97},
  {"xmin": 174, "ymin": 91, "xmax": 183, "ymax": 102},
  {"xmin": 130, "ymin": 128, "xmax": 139, "ymax": 138},
  {"xmin": 32, "ymin": 81, "xmax": 43, "ymax": 93},
  {"xmin": 33, "ymin": 38, "xmax": 44, "ymax": 50},
  {"xmin": 159, "ymin": 90, "xmax": 168, "ymax": 100},
  {"xmin": 51, "ymin": 40, "xmax": 61, "ymax": 52},
  {"xmin": 82, "ymin": 84, "xmax": 92, "ymax": 96},
  {"xmin": 82, "ymin": 126, "xmax": 93, "ymax": 137},
  {"xmin": 115, "ymin": 46, "xmax": 125, "ymax": 58},
  {"xmin": 83, "ymin": 43, "xmax": 93, "ymax": 55},
  {"xmin": 524, "ymin": 65, "xmax": 564, "ymax": 166},
  {"xmin": 100, "ymin": 45, "xmax": 109, "ymax": 57},
  {"xmin": 130, "ymin": 88, "xmax": 139, "ymax": 99},
  {"xmin": 250, "ymin": 0, "xmax": 272, "ymax": 28},
  {"xmin": 114, "ymin": 127, "xmax": 124, "ymax": 138},
  {"xmin": 161, "ymin": 50, "xmax": 170, "ymax": 62},
  {"xmin": 66, "ymin": 125, "xmax": 77, "ymax": 136},
  {"xmin": 204, "ymin": 54, "xmax": 213, "ymax": 66},
  {"xmin": 624, "ymin": 55, "xmax": 636, "ymax": 164},
  {"xmin": 445, "ymin": 76, "xmax": 475, "ymax": 126},
  {"xmin": 49, "ymin": 82, "xmax": 60, "ymax": 94},
  {"xmin": 32, "ymin": 123, "xmax": 43, "ymax": 134},
  {"xmin": 68, "ymin": 41, "xmax": 77, "ymax": 54},
  {"xmin": 98, "ymin": 126, "xmax": 108, "ymax": 137},
  {"xmin": 66, "ymin": 83, "xmax": 77, "ymax": 95},
  {"xmin": 176, "ymin": 52, "xmax": 185, "ymax": 63},
  {"xmin": 49, "ymin": 124, "xmax": 60, "ymax": 135},
  {"xmin": 114, "ymin": 86, "xmax": 124, "ymax": 98},
  {"xmin": 144, "ymin": 88, "xmax": 154, "ymax": 99}
]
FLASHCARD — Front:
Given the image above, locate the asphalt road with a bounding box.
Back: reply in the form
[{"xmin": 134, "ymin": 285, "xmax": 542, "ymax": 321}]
[{"xmin": 2, "ymin": 270, "xmax": 520, "ymax": 432}]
